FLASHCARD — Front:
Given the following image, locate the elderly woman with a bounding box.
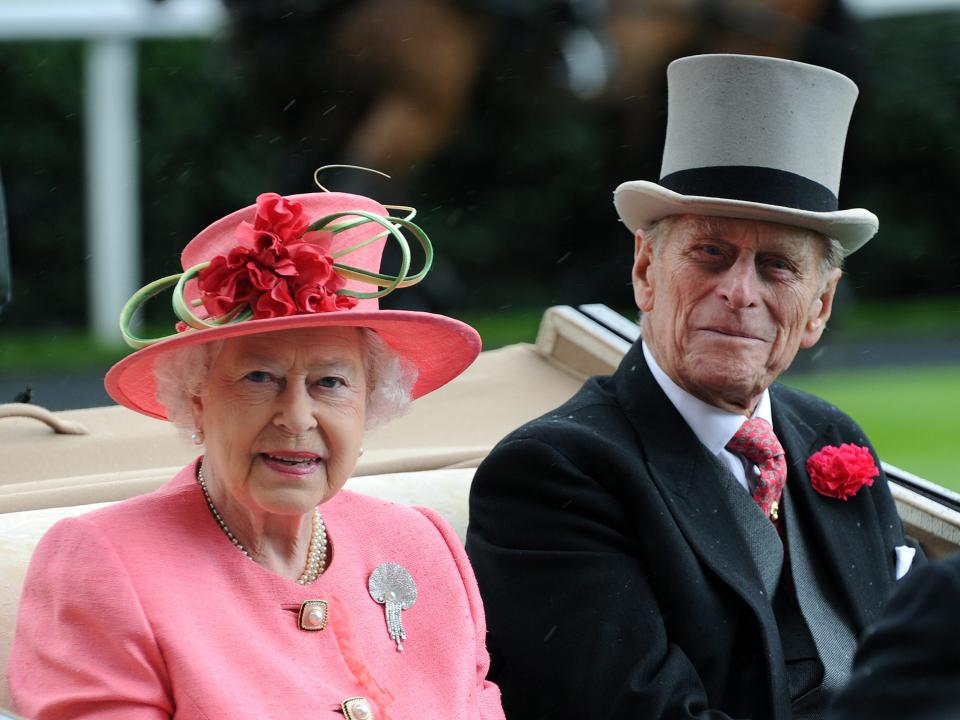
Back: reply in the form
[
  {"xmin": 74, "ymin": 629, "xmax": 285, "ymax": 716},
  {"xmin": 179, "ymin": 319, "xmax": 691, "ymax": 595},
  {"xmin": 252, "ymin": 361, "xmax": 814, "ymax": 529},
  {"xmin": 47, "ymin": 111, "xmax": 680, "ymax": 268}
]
[{"xmin": 9, "ymin": 189, "xmax": 504, "ymax": 720}]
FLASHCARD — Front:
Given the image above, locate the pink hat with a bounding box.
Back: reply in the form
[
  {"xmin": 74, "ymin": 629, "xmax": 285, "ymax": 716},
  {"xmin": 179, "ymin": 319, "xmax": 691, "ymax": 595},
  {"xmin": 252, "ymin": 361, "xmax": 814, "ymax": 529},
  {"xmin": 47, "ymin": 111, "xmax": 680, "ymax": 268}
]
[{"xmin": 105, "ymin": 191, "xmax": 481, "ymax": 420}]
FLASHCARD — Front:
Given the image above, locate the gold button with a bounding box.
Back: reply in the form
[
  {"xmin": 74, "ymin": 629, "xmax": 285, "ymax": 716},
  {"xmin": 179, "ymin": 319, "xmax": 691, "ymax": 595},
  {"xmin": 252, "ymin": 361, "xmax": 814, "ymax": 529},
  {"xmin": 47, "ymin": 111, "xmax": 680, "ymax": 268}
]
[
  {"xmin": 342, "ymin": 696, "xmax": 374, "ymax": 720},
  {"xmin": 297, "ymin": 600, "xmax": 328, "ymax": 632}
]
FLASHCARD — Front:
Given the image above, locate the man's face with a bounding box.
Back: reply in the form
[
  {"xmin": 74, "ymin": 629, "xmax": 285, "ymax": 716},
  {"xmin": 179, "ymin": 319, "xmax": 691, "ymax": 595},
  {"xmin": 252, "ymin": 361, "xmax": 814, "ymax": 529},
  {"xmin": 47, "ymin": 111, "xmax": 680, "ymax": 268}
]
[{"xmin": 633, "ymin": 215, "xmax": 841, "ymax": 415}]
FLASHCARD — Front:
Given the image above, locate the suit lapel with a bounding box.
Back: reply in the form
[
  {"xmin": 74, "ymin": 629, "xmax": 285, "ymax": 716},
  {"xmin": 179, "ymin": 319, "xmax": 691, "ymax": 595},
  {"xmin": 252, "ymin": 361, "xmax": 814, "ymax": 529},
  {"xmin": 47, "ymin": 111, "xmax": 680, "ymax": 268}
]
[
  {"xmin": 771, "ymin": 387, "xmax": 891, "ymax": 630},
  {"xmin": 613, "ymin": 345, "xmax": 778, "ymax": 626}
]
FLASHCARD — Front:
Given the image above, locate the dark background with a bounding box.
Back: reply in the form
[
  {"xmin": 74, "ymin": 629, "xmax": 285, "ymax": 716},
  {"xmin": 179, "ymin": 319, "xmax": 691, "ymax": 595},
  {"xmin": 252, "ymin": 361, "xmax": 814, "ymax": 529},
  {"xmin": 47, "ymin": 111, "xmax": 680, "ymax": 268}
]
[{"xmin": 1, "ymin": 1, "xmax": 958, "ymax": 331}]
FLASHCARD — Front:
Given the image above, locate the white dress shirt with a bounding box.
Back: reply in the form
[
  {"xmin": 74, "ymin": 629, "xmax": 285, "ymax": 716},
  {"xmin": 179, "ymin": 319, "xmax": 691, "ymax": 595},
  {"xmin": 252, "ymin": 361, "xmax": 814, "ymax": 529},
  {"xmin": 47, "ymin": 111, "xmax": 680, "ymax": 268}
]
[{"xmin": 642, "ymin": 342, "xmax": 772, "ymax": 494}]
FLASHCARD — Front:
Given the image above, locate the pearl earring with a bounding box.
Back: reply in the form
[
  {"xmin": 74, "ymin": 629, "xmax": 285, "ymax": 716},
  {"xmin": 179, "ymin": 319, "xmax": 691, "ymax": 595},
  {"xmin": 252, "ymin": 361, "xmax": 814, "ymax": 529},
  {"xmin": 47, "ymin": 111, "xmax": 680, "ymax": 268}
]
[
  {"xmin": 358, "ymin": 447, "xmax": 365, "ymax": 457},
  {"xmin": 191, "ymin": 430, "xmax": 205, "ymax": 446}
]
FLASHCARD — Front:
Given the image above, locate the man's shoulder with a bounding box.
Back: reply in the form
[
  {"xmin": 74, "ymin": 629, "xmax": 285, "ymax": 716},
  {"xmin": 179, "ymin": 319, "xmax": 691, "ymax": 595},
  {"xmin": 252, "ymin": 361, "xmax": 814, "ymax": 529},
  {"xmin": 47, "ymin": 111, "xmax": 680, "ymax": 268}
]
[
  {"xmin": 771, "ymin": 382, "xmax": 883, "ymax": 464},
  {"xmin": 469, "ymin": 371, "xmax": 659, "ymax": 538},
  {"xmin": 493, "ymin": 373, "xmax": 632, "ymax": 446},
  {"xmin": 770, "ymin": 380, "xmax": 838, "ymax": 411},
  {"xmin": 473, "ymin": 367, "xmax": 670, "ymax": 491},
  {"xmin": 770, "ymin": 381, "xmax": 861, "ymax": 429}
]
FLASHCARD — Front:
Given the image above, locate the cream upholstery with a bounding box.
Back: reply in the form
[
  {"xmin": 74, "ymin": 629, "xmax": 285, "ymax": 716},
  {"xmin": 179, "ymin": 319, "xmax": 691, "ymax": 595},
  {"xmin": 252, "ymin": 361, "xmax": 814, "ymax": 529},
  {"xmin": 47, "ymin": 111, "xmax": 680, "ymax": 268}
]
[
  {"xmin": 0, "ymin": 342, "xmax": 584, "ymax": 490},
  {"xmin": 0, "ymin": 502, "xmax": 115, "ymax": 712}
]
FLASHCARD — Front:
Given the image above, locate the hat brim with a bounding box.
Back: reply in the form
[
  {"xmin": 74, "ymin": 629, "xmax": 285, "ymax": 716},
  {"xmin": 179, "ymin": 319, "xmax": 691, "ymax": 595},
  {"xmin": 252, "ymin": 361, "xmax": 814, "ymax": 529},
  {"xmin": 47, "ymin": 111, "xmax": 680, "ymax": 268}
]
[
  {"xmin": 614, "ymin": 181, "xmax": 878, "ymax": 255},
  {"xmin": 105, "ymin": 310, "xmax": 481, "ymax": 421}
]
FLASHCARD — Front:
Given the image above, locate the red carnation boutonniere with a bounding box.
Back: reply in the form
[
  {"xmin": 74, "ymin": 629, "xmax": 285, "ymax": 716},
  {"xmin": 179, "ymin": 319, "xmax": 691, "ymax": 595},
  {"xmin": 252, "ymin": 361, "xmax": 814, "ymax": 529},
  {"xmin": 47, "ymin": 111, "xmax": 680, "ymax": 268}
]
[{"xmin": 806, "ymin": 443, "xmax": 879, "ymax": 500}]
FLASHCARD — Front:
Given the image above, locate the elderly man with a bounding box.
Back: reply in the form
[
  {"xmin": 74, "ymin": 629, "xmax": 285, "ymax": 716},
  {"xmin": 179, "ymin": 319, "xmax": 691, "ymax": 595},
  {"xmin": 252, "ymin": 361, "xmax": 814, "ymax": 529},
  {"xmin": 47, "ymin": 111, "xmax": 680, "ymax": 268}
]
[{"xmin": 466, "ymin": 54, "xmax": 920, "ymax": 720}]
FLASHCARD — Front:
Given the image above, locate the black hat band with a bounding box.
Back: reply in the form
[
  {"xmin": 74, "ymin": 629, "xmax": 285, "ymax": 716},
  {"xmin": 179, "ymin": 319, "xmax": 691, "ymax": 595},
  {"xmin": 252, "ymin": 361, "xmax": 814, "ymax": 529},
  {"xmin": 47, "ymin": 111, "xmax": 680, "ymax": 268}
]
[{"xmin": 659, "ymin": 166, "xmax": 839, "ymax": 213}]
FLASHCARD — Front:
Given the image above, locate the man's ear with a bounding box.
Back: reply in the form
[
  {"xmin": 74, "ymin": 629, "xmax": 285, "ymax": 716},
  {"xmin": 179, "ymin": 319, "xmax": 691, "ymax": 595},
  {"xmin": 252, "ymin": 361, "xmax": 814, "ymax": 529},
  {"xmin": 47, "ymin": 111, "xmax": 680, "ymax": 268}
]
[
  {"xmin": 800, "ymin": 267, "xmax": 842, "ymax": 349},
  {"xmin": 632, "ymin": 230, "xmax": 656, "ymax": 312}
]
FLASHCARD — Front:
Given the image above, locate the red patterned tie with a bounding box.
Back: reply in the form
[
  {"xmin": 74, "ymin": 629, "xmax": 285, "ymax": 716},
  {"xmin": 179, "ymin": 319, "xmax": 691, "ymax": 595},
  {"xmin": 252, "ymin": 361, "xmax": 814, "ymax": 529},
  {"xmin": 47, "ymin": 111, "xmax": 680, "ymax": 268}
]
[{"xmin": 726, "ymin": 418, "xmax": 787, "ymax": 521}]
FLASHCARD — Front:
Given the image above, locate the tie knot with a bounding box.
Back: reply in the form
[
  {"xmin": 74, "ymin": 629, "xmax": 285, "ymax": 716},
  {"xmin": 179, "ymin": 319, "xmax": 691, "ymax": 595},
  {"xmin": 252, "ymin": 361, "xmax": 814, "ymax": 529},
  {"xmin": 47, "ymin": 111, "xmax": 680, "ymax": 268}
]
[{"xmin": 726, "ymin": 417, "xmax": 784, "ymax": 464}]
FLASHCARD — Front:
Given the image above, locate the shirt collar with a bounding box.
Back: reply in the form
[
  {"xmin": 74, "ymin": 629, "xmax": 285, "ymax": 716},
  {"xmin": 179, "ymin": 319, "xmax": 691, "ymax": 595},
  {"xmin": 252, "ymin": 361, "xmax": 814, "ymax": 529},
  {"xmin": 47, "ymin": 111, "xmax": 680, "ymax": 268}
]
[{"xmin": 641, "ymin": 341, "xmax": 772, "ymax": 456}]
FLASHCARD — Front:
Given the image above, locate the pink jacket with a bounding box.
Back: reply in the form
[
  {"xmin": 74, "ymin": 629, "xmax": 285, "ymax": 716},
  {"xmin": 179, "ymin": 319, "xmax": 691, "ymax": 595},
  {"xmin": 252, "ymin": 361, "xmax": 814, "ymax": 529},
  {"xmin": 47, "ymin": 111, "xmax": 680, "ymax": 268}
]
[{"xmin": 10, "ymin": 462, "xmax": 504, "ymax": 719}]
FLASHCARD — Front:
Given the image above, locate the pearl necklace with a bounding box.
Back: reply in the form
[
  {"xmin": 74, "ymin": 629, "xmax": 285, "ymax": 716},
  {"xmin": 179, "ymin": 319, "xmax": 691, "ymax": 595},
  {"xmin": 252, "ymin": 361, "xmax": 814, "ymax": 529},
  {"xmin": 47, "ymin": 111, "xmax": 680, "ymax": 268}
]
[{"xmin": 197, "ymin": 464, "xmax": 328, "ymax": 585}]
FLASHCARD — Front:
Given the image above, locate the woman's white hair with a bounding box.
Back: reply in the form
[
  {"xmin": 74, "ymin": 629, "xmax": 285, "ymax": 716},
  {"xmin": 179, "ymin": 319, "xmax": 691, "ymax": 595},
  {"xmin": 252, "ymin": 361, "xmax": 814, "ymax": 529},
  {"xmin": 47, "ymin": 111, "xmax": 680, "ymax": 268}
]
[
  {"xmin": 361, "ymin": 329, "xmax": 418, "ymax": 430},
  {"xmin": 153, "ymin": 328, "xmax": 416, "ymax": 435}
]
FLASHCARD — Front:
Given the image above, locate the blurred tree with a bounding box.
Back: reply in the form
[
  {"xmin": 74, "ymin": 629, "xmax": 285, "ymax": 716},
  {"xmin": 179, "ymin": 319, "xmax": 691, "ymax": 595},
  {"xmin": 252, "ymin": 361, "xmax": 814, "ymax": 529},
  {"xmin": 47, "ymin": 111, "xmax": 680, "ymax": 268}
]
[
  {"xmin": 137, "ymin": 38, "xmax": 282, "ymax": 324},
  {"xmin": 842, "ymin": 12, "xmax": 960, "ymax": 299},
  {"xmin": 0, "ymin": 42, "xmax": 84, "ymax": 328},
  {"xmin": 0, "ymin": 5, "xmax": 956, "ymax": 332}
]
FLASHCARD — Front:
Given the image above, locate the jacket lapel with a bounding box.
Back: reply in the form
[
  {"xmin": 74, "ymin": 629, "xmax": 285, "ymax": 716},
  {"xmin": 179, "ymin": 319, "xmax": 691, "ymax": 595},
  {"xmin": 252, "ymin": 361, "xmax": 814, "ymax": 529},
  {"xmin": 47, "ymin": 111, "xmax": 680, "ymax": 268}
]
[
  {"xmin": 613, "ymin": 344, "xmax": 778, "ymax": 626},
  {"xmin": 771, "ymin": 387, "xmax": 892, "ymax": 631}
]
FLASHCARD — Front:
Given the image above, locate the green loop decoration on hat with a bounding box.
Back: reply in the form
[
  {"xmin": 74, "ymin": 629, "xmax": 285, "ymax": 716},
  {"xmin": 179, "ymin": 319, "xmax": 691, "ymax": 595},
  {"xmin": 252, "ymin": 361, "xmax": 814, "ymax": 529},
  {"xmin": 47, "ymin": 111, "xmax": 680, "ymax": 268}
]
[
  {"xmin": 118, "ymin": 194, "xmax": 434, "ymax": 350},
  {"xmin": 307, "ymin": 210, "xmax": 433, "ymax": 298}
]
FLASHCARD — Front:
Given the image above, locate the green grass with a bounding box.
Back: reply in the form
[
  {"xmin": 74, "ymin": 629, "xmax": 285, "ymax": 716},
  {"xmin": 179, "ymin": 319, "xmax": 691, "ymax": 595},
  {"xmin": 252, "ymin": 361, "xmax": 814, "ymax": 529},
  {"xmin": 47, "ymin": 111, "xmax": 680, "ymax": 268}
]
[
  {"xmin": 454, "ymin": 307, "xmax": 545, "ymax": 350},
  {"xmin": 783, "ymin": 365, "xmax": 960, "ymax": 492},
  {"xmin": 0, "ymin": 330, "xmax": 129, "ymax": 371}
]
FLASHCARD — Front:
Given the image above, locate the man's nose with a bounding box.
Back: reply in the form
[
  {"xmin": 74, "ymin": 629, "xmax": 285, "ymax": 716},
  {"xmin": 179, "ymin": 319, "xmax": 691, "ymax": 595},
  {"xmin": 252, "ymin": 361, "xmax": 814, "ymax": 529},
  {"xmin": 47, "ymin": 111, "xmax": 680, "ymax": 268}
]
[
  {"xmin": 274, "ymin": 382, "xmax": 318, "ymax": 435},
  {"xmin": 717, "ymin": 257, "xmax": 761, "ymax": 309}
]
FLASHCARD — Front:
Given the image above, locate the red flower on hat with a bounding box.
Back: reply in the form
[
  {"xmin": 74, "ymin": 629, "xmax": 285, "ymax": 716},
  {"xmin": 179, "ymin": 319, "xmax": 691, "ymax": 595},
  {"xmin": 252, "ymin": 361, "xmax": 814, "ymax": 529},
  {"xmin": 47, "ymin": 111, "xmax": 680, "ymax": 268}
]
[
  {"xmin": 806, "ymin": 443, "xmax": 879, "ymax": 500},
  {"xmin": 237, "ymin": 192, "xmax": 311, "ymax": 244},
  {"xmin": 197, "ymin": 193, "xmax": 357, "ymax": 319}
]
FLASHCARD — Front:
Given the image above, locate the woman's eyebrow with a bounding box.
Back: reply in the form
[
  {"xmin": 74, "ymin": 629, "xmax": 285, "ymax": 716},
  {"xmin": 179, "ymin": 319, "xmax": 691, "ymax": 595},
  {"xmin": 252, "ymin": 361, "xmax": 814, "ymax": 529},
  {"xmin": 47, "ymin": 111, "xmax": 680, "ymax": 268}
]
[
  {"xmin": 307, "ymin": 359, "xmax": 361, "ymax": 372},
  {"xmin": 233, "ymin": 351, "xmax": 283, "ymax": 367},
  {"xmin": 238, "ymin": 354, "xmax": 359, "ymax": 371}
]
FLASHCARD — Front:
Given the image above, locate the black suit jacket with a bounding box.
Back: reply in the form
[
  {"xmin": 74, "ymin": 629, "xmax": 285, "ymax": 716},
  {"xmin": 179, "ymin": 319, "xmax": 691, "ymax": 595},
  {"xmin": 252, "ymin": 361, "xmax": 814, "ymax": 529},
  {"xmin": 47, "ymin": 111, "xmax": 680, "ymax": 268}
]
[
  {"xmin": 828, "ymin": 553, "xmax": 960, "ymax": 720},
  {"xmin": 466, "ymin": 342, "xmax": 913, "ymax": 720}
]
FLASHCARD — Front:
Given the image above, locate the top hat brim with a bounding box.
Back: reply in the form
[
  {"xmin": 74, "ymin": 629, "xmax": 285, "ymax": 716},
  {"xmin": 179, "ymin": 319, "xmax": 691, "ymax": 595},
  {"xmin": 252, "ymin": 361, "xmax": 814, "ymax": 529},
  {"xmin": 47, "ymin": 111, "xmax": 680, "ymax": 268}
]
[
  {"xmin": 614, "ymin": 181, "xmax": 878, "ymax": 255},
  {"xmin": 105, "ymin": 310, "xmax": 481, "ymax": 421}
]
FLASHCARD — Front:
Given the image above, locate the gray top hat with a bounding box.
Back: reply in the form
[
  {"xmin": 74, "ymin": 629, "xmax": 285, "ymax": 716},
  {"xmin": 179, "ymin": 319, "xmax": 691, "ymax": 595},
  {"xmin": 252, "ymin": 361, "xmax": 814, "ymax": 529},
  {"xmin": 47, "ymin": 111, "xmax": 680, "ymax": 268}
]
[{"xmin": 613, "ymin": 54, "xmax": 878, "ymax": 255}]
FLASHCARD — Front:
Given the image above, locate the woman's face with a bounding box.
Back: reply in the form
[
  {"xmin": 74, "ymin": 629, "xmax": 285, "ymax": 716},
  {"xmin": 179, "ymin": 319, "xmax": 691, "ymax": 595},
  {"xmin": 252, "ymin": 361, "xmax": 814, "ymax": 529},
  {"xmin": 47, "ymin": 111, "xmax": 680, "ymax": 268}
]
[{"xmin": 191, "ymin": 326, "xmax": 367, "ymax": 517}]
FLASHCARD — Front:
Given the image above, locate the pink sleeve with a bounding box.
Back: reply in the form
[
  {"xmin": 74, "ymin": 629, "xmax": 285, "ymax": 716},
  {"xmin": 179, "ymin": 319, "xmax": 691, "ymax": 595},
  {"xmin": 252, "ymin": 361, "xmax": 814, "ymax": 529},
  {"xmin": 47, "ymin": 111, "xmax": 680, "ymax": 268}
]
[
  {"xmin": 412, "ymin": 506, "xmax": 505, "ymax": 720},
  {"xmin": 9, "ymin": 517, "xmax": 174, "ymax": 720}
]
